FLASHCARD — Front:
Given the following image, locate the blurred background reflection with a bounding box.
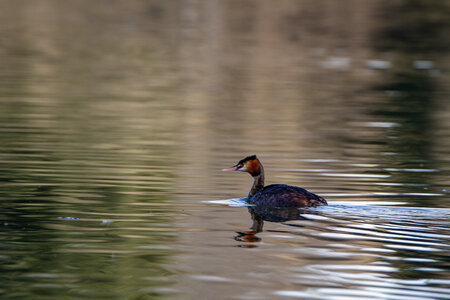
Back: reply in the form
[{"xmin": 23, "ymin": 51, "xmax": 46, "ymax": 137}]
[{"xmin": 0, "ymin": 1, "xmax": 449, "ymax": 299}]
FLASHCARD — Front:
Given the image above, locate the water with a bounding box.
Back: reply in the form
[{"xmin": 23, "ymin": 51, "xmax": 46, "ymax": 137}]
[{"xmin": 1, "ymin": 1, "xmax": 450, "ymax": 299}]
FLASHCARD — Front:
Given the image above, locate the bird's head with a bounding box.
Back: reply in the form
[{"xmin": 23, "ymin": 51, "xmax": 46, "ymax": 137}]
[{"xmin": 222, "ymin": 155, "xmax": 262, "ymax": 177}]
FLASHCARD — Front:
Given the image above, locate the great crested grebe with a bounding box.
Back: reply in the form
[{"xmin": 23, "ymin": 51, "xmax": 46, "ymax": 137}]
[{"xmin": 223, "ymin": 155, "xmax": 327, "ymax": 207}]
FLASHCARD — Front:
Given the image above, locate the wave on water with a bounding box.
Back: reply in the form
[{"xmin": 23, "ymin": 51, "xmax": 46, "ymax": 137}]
[
  {"xmin": 315, "ymin": 203, "xmax": 450, "ymax": 221},
  {"xmin": 207, "ymin": 198, "xmax": 450, "ymax": 221},
  {"xmin": 205, "ymin": 198, "xmax": 251, "ymax": 207}
]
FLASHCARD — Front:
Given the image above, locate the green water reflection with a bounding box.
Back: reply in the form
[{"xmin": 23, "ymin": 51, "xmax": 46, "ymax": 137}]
[
  {"xmin": 369, "ymin": 0, "xmax": 449, "ymax": 206},
  {"xmin": 0, "ymin": 0, "xmax": 449, "ymax": 299}
]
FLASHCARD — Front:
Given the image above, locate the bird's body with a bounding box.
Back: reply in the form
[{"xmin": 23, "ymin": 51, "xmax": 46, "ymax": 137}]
[
  {"xmin": 250, "ymin": 184, "xmax": 327, "ymax": 207},
  {"xmin": 223, "ymin": 155, "xmax": 327, "ymax": 207}
]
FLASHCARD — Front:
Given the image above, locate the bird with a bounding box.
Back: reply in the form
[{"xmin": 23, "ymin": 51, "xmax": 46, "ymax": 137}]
[{"xmin": 222, "ymin": 155, "xmax": 327, "ymax": 207}]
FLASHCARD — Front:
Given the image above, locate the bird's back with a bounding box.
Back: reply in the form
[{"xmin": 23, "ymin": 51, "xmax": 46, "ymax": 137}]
[{"xmin": 249, "ymin": 184, "xmax": 327, "ymax": 207}]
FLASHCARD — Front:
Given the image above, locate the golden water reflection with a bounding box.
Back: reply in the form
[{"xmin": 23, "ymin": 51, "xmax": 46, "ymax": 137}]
[{"xmin": 0, "ymin": 1, "xmax": 449, "ymax": 299}]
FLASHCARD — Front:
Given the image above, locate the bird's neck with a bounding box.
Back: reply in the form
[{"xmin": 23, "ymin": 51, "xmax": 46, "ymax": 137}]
[{"xmin": 249, "ymin": 168, "xmax": 264, "ymax": 198}]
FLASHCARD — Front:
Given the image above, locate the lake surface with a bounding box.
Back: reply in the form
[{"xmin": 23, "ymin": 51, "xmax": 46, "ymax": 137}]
[{"xmin": 1, "ymin": 1, "xmax": 449, "ymax": 299}]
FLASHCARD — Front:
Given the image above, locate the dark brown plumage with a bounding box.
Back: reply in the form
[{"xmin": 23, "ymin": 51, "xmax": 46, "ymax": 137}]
[
  {"xmin": 250, "ymin": 184, "xmax": 327, "ymax": 207},
  {"xmin": 223, "ymin": 155, "xmax": 328, "ymax": 207}
]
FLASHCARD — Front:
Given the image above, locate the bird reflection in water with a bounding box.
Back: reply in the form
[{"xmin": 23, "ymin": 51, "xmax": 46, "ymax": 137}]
[{"xmin": 235, "ymin": 205, "xmax": 310, "ymax": 247}]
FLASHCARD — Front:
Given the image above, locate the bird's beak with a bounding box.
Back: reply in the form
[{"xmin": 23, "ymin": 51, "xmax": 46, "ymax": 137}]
[{"xmin": 222, "ymin": 166, "xmax": 238, "ymax": 172}]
